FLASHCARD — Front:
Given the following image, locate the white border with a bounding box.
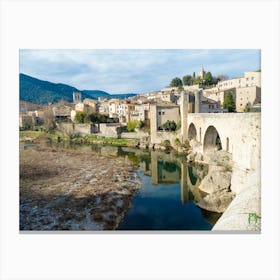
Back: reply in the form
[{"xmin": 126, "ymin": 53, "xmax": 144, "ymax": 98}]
[{"xmin": 1, "ymin": 1, "xmax": 280, "ymax": 280}]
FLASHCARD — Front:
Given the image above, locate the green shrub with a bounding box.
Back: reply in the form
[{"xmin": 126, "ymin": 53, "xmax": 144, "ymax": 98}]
[
  {"xmin": 175, "ymin": 138, "xmax": 181, "ymax": 146},
  {"xmin": 162, "ymin": 139, "xmax": 171, "ymax": 147},
  {"xmin": 223, "ymin": 92, "xmax": 236, "ymax": 112},
  {"xmin": 127, "ymin": 120, "xmax": 139, "ymax": 132},
  {"xmin": 162, "ymin": 120, "xmax": 177, "ymax": 131},
  {"xmin": 74, "ymin": 112, "xmax": 87, "ymax": 123}
]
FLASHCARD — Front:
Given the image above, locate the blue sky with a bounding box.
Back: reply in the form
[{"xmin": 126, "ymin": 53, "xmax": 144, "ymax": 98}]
[{"xmin": 20, "ymin": 49, "xmax": 260, "ymax": 94}]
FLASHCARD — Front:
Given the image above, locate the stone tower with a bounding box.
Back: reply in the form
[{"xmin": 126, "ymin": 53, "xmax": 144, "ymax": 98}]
[
  {"xmin": 199, "ymin": 67, "xmax": 205, "ymax": 80},
  {"xmin": 194, "ymin": 89, "xmax": 202, "ymax": 113},
  {"xmin": 73, "ymin": 92, "xmax": 82, "ymax": 104},
  {"xmin": 180, "ymin": 91, "xmax": 189, "ymax": 142}
]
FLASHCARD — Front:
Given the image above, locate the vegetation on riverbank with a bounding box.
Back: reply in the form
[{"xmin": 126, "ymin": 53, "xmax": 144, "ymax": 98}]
[{"xmin": 19, "ymin": 130, "xmax": 139, "ymax": 147}]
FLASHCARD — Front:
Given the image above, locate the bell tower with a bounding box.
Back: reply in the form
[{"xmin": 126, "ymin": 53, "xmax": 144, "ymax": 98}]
[
  {"xmin": 73, "ymin": 92, "xmax": 82, "ymax": 104},
  {"xmin": 199, "ymin": 67, "xmax": 205, "ymax": 80}
]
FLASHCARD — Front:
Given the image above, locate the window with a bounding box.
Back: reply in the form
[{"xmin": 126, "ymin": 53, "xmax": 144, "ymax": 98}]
[
  {"xmin": 251, "ymin": 77, "xmax": 254, "ymax": 80},
  {"xmin": 246, "ymin": 77, "xmax": 249, "ymax": 81},
  {"xmin": 159, "ymin": 112, "xmax": 161, "ymax": 115},
  {"xmin": 240, "ymin": 104, "xmax": 242, "ymax": 106},
  {"xmin": 162, "ymin": 111, "xmax": 165, "ymax": 115}
]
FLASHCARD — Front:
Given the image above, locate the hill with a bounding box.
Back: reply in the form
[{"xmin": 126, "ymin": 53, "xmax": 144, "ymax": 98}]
[{"xmin": 20, "ymin": 73, "xmax": 137, "ymax": 104}]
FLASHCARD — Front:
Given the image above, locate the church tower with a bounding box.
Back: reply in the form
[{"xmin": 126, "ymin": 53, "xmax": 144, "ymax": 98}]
[
  {"xmin": 73, "ymin": 92, "xmax": 82, "ymax": 104},
  {"xmin": 199, "ymin": 67, "xmax": 206, "ymax": 80}
]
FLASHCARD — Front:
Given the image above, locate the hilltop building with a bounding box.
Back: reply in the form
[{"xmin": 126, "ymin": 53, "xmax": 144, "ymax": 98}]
[
  {"xmin": 199, "ymin": 67, "xmax": 206, "ymax": 80},
  {"xmin": 202, "ymin": 70, "xmax": 261, "ymax": 112}
]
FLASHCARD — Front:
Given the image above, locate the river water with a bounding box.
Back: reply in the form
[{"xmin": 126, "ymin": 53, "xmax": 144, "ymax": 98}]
[{"xmin": 88, "ymin": 145, "xmax": 221, "ymax": 230}]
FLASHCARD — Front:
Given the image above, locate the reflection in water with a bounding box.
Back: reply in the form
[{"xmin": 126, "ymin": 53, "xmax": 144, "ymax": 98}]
[
  {"xmin": 116, "ymin": 148, "xmax": 220, "ymax": 230},
  {"xmin": 149, "ymin": 151, "xmax": 207, "ymax": 206}
]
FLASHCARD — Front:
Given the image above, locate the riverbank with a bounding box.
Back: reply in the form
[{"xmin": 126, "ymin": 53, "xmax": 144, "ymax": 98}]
[
  {"xmin": 20, "ymin": 144, "xmax": 142, "ymax": 230},
  {"xmin": 20, "ymin": 130, "xmax": 140, "ymax": 147}
]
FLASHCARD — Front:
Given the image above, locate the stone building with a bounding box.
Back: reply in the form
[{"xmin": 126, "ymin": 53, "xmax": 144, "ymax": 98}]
[
  {"xmin": 70, "ymin": 100, "xmax": 96, "ymax": 121},
  {"xmin": 74, "ymin": 103, "xmax": 93, "ymax": 114},
  {"xmin": 52, "ymin": 105, "xmax": 72, "ymax": 121},
  {"xmin": 150, "ymin": 103, "xmax": 180, "ymax": 131},
  {"xmin": 108, "ymin": 99, "xmax": 121, "ymax": 118},
  {"xmin": 200, "ymin": 96, "xmax": 225, "ymax": 113},
  {"xmin": 97, "ymin": 100, "xmax": 109, "ymax": 115},
  {"xmin": 19, "ymin": 114, "xmax": 37, "ymax": 128},
  {"xmin": 83, "ymin": 98, "xmax": 97, "ymax": 113},
  {"xmin": 204, "ymin": 88, "xmax": 236, "ymax": 107},
  {"xmin": 235, "ymin": 86, "xmax": 261, "ymax": 112},
  {"xmin": 128, "ymin": 103, "xmax": 150, "ymax": 122},
  {"xmin": 161, "ymin": 91, "xmax": 176, "ymax": 103},
  {"xmin": 217, "ymin": 71, "xmax": 261, "ymax": 91},
  {"xmin": 19, "ymin": 100, "xmax": 42, "ymax": 113}
]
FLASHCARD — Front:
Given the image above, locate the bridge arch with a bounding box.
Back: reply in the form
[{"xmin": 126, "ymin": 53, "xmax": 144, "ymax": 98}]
[
  {"xmin": 188, "ymin": 123, "xmax": 197, "ymax": 140},
  {"xmin": 203, "ymin": 125, "xmax": 222, "ymax": 154}
]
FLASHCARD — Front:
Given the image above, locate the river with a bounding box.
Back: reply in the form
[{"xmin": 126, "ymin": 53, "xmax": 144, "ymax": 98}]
[{"xmin": 76, "ymin": 144, "xmax": 221, "ymax": 230}]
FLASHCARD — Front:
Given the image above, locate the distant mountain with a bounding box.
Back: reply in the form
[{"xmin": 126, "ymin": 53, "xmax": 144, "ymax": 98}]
[{"xmin": 19, "ymin": 73, "xmax": 137, "ymax": 105}]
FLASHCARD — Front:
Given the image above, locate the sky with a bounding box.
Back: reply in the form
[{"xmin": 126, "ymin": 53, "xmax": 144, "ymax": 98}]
[{"xmin": 19, "ymin": 49, "xmax": 261, "ymax": 94}]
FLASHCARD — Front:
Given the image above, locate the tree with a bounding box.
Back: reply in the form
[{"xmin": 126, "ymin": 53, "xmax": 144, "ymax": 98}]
[
  {"xmin": 204, "ymin": 71, "xmax": 213, "ymax": 85},
  {"xmin": 170, "ymin": 77, "xmax": 183, "ymax": 87},
  {"xmin": 162, "ymin": 120, "xmax": 177, "ymax": 131},
  {"xmin": 127, "ymin": 120, "xmax": 139, "ymax": 132},
  {"xmin": 216, "ymin": 74, "xmax": 228, "ymax": 82},
  {"xmin": 74, "ymin": 112, "xmax": 87, "ymax": 123},
  {"xmin": 223, "ymin": 92, "xmax": 236, "ymax": 112},
  {"xmin": 43, "ymin": 107, "xmax": 56, "ymax": 132},
  {"xmin": 183, "ymin": 75, "xmax": 192, "ymax": 86},
  {"xmin": 193, "ymin": 76, "xmax": 202, "ymax": 85}
]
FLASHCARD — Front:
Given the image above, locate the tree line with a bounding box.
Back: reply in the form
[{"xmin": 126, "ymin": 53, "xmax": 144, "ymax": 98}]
[{"xmin": 169, "ymin": 72, "xmax": 228, "ymax": 88}]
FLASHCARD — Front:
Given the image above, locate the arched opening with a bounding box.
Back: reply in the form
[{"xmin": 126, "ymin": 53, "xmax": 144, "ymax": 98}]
[
  {"xmin": 203, "ymin": 126, "xmax": 222, "ymax": 154},
  {"xmin": 188, "ymin": 123, "xmax": 197, "ymax": 140},
  {"xmin": 226, "ymin": 137, "xmax": 229, "ymax": 152}
]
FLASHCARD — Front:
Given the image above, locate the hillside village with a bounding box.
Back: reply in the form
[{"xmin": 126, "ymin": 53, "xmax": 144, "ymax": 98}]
[
  {"xmin": 19, "ymin": 68, "xmax": 261, "ymax": 141},
  {"xmin": 19, "ymin": 67, "xmax": 262, "ymax": 232}
]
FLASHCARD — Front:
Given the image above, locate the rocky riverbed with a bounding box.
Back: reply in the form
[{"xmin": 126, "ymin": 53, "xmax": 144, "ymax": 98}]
[{"xmin": 20, "ymin": 143, "xmax": 142, "ymax": 230}]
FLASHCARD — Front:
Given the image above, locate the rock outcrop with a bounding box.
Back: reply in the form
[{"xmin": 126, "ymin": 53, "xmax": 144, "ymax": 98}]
[
  {"xmin": 196, "ymin": 150, "xmax": 235, "ymax": 213},
  {"xmin": 199, "ymin": 165, "xmax": 231, "ymax": 194},
  {"xmin": 197, "ymin": 190, "xmax": 235, "ymax": 213}
]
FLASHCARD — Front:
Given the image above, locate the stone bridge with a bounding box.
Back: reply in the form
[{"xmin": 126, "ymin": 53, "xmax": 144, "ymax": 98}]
[
  {"xmin": 150, "ymin": 92, "xmax": 260, "ymax": 176},
  {"xmin": 186, "ymin": 113, "xmax": 260, "ymax": 172}
]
